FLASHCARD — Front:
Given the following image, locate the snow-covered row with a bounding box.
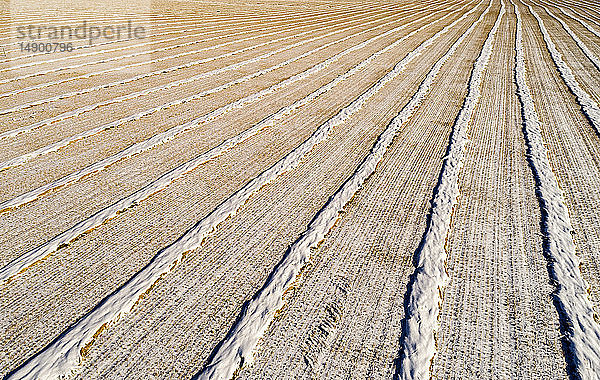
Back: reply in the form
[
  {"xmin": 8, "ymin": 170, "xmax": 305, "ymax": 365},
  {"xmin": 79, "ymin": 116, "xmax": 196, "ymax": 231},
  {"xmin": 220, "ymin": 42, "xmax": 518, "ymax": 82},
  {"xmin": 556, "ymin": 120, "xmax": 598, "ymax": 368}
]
[
  {"xmin": 532, "ymin": 0, "xmax": 600, "ymax": 71},
  {"xmin": 0, "ymin": 7, "xmax": 352, "ymax": 85},
  {"xmin": 0, "ymin": 8, "xmax": 410, "ymax": 140},
  {"xmin": 525, "ymin": 3, "xmax": 600, "ymax": 137},
  {"xmin": 0, "ymin": 10, "xmax": 361, "ymax": 110},
  {"xmin": 541, "ymin": 0, "xmax": 600, "ymax": 38},
  {"xmin": 512, "ymin": 1, "xmax": 600, "ymax": 377},
  {"xmin": 198, "ymin": 2, "xmax": 495, "ymax": 379},
  {"xmin": 4, "ymin": 3, "xmax": 484, "ymax": 378},
  {"xmin": 398, "ymin": 1, "xmax": 505, "ymax": 379},
  {"xmin": 0, "ymin": 7, "xmax": 397, "ymax": 101},
  {"xmin": 0, "ymin": 7, "xmax": 340, "ymax": 78},
  {"xmin": 0, "ymin": 1, "xmax": 470, "ymax": 211},
  {"xmin": 0, "ymin": 10, "xmax": 293, "ymax": 57}
]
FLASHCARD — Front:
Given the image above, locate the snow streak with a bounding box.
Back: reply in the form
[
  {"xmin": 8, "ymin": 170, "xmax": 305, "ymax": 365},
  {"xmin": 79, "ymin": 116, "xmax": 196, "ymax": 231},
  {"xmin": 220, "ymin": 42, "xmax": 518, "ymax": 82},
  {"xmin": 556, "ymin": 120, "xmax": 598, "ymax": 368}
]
[
  {"xmin": 513, "ymin": 1, "xmax": 600, "ymax": 377},
  {"xmin": 533, "ymin": 0, "xmax": 600, "ymax": 72},
  {"xmin": 398, "ymin": 1, "xmax": 505, "ymax": 379},
  {"xmin": 0, "ymin": 12, "xmax": 411, "ymax": 169},
  {"xmin": 4, "ymin": 3, "xmax": 482, "ymax": 379},
  {"xmin": 198, "ymin": 2, "xmax": 496, "ymax": 379},
  {"xmin": 0, "ymin": 2, "xmax": 467, "ymax": 211},
  {"xmin": 525, "ymin": 2, "xmax": 600, "ymax": 136}
]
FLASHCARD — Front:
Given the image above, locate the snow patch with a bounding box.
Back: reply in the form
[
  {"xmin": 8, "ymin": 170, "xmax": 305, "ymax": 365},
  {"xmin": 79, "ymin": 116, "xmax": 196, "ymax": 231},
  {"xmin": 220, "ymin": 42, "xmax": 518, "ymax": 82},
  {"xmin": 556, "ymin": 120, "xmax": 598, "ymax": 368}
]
[
  {"xmin": 197, "ymin": 2, "xmax": 495, "ymax": 379},
  {"xmin": 398, "ymin": 1, "xmax": 505, "ymax": 379},
  {"xmin": 513, "ymin": 1, "xmax": 600, "ymax": 377}
]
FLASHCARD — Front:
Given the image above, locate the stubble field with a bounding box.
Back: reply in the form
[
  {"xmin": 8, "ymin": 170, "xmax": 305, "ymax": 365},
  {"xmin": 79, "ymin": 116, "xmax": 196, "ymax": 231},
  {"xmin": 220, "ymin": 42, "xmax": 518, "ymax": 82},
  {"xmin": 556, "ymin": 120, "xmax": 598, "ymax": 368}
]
[{"xmin": 1, "ymin": 0, "xmax": 600, "ymax": 378}]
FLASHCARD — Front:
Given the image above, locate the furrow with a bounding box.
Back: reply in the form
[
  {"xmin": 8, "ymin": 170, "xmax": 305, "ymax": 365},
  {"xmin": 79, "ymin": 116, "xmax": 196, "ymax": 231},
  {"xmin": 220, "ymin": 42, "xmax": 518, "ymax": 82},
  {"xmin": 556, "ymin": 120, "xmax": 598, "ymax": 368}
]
[
  {"xmin": 0, "ymin": 8, "xmax": 394, "ymax": 101},
  {"xmin": 512, "ymin": 1, "xmax": 600, "ymax": 377},
  {"xmin": 198, "ymin": 2, "xmax": 495, "ymax": 378},
  {"xmin": 533, "ymin": 1, "xmax": 600, "ymax": 72},
  {"xmin": 397, "ymin": 1, "xmax": 505, "ymax": 379},
  {"xmin": 4, "ymin": 2, "xmax": 481, "ymax": 378},
  {"xmin": 538, "ymin": 0, "xmax": 600, "ymax": 39}
]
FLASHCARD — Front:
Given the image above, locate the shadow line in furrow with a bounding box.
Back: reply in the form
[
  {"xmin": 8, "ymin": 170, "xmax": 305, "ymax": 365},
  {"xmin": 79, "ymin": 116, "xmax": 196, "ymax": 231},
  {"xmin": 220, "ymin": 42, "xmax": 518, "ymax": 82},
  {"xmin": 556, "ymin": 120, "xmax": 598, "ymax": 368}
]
[
  {"xmin": 0, "ymin": 7, "xmax": 410, "ymax": 142},
  {"xmin": 0, "ymin": 2, "xmax": 459, "ymax": 213},
  {"xmin": 396, "ymin": 1, "xmax": 504, "ymax": 379},
  {"xmin": 0, "ymin": 7, "xmax": 449, "ymax": 170},
  {"xmin": 512, "ymin": 0, "xmax": 600, "ymax": 378},
  {"xmin": 196, "ymin": 2, "xmax": 494, "ymax": 379},
  {"xmin": 522, "ymin": 1, "xmax": 600, "ymax": 138},
  {"xmin": 0, "ymin": 6, "xmax": 367, "ymax": 103},
  {"xmin": 3, "ymin": 2, "xmax": 480, "ymax": 378}
]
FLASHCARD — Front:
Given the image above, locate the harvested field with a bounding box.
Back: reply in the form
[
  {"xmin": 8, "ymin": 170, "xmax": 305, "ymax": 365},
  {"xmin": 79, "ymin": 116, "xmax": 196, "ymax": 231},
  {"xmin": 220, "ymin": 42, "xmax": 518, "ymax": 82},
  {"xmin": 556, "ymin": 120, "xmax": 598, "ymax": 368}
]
[{"xmin": 1, "ymin": 0, "xmax": 599, "ymax": 379}]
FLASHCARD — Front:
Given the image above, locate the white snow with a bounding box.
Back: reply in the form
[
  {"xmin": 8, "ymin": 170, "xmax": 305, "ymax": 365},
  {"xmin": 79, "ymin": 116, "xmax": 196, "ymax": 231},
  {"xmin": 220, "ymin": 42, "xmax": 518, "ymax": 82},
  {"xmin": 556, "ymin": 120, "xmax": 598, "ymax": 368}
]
[
  {"xmin": 4, "ymin": 3, "xmax": 478, "ymax": 379},
  {"xmin": 398, "ymin": 1, "xmax": 505, "ymax": 379},
  {"xmin": 513, "ymin": 1, "xmax": 600, "ymax": 377}
]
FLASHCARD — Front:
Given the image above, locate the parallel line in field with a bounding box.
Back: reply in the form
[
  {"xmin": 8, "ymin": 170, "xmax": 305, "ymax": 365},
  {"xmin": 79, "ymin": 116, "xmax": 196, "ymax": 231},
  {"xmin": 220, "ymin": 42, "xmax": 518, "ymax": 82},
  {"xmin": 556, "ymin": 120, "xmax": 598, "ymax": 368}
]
[
  {"xmin": 0, "ymin": 7, "xmax": 361, "ymax": 81},
  {"xmin": 3, "ymin": 3, "xmax": 477, "ymax": 378},
  {"xmin": 0, "ymin": 7, "xmax": 397, "ymax": 116},
  {"xmin": 0, "ymin": 3, "xmax": 453, "ymax": 213},
  {"xmin": 0, "ymin": 9, "xmax": 432, "ymax": 169},
  {"xmin": 551, "ymin": 0, "xmax": 600, "ymax": 24},
  {"xmin": 533, "ymin": 0, "xmax": 600, "ymax": 71},
  {"xmin": 0, "ymin": 12, "xmax": 271, "ymax": 51},
  {"xmin": 513, "ymin": 1, "xmax": 600, "ymax": 377},
  {"xmin": 541, "ymin": 0, "xmax": 600, "ymax": 39},
  {"xmin": 0, "ymin": 7, "xmax": 394, "ymax": 101},
  {"xmin": 398, "ymin": 1, "xmax": 504, "ymax": 379},
  {"xmin": 199, "ymin": 2, "xmax": 495, "ymax": 378},
  {"xmin": 0, "ymin": 10, "xmax": 328, "ymax": 59},
  {"xmin": 0, "ymin": 6, "xmax": 358, "ymax": 48}
]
